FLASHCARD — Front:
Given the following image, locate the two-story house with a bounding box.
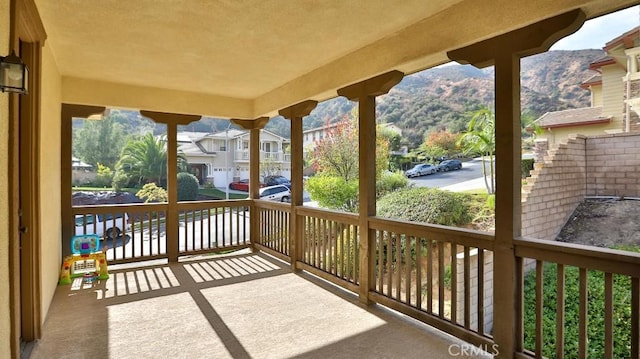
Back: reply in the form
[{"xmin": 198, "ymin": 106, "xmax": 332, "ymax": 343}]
[
  {"xmin": 534, "ymin": 26, "xmax": 640, "ymax": 148},
  {"xmin": 178, "ymin": 129, "xmax": 291, "ymax": 186}
]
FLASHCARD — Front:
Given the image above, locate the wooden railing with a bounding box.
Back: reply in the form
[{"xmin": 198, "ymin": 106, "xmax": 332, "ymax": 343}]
[
  {"xmin": 368, "ymin": 217, "xmax": 495, "ymax": 348},
  {"xmin": 254, "ymin": 200, "xmax": 291, "ymax": 260},
  {"xmin": 514, "ymin": 237, "xmax": 640, "ymax": 359},
  {"xmin": 71, "ymin": 200, "xmax": 251, "ymax": 264},
  {"xmin": 72, "ymin": 203, "xmax": 168, "ymax": 264},
  {"xmin": 296, "ymin": 207, "xmax": 360, "ymax": 291},
  {"xmin": 176, "ymin": 200, "xmax": 252, "ymax": 256}
]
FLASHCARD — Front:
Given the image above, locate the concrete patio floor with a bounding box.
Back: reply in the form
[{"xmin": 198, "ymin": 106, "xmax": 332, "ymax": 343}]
[{"xmin": 30, "ymin": 251, "xmax": 491, "ymax": 358}]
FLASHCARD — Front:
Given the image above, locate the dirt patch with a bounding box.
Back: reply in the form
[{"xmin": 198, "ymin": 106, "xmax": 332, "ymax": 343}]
[{"xmin": 556, "ymin": 198, "xmax": 640, "ymax": 248}]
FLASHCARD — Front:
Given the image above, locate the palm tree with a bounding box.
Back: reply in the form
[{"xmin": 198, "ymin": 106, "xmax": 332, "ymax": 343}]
[
  {"xmin": 117, "ymin": 133, "xmax": 186, "ymax": 186},
  {"xmin": 458, "ymin": 107, "xmax": 495, "ymax": 194}
]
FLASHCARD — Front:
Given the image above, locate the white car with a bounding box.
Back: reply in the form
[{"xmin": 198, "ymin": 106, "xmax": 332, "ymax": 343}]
[
  {"xmin": 75, "ymin": 213, "xmax": 130, "ymax": 239},
  {"xmin": 259, "ymin": 185, "xmax": 291, "ymax": 202}
]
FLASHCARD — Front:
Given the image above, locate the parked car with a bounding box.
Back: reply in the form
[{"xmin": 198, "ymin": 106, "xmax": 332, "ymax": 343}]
[
  {"xmin": 228, "ymin": 179, "xmax": 265, "ymax": 192},
  {"xmin": 263, "ymin": 175, "xmax": 291, "ymax": 188},
  {"xmin": 405, "ymin": 164, "xmax": 437, "ymax": 177},
  {"xmin": 259, "ymin": 185, "xmax": 291, "ymax": 202},
  {"xmin": 75, "ymin": 213, "xmax": 130, "ymax": 239},
  {"xmin": 437, "ymin": 159, "xmax": 463, "ymax": 172}
]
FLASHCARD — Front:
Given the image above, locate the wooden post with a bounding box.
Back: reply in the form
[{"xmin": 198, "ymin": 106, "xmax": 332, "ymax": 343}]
[
  {"xmin": 61, "ymin": 104, "xmax": 107, "ymax": 258},
  {"xmin": 448, "ymin": 9, "xmax": 585, "ymax": 358},
  {"xmin": 231, "ymin": 117, "xmax": 269, "ymax": 251},
  {"xmin": 338, "ymin": 70, "xmax": 404, "ymax": 305},
  {"xmin": 279, "ymin": 101, "xmax": 318, "ymax": 270},
  {"xmin": 140, "ymin": 111, "xmax": 200, "ymax": 262}
]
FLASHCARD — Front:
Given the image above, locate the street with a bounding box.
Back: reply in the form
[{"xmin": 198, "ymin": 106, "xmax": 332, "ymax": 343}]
[{"xmin": 407, "ymin": 158, "xmax": 492, "ymax": 192}]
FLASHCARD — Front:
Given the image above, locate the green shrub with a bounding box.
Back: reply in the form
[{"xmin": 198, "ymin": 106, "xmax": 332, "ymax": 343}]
[
  {"xmin": 177, "ymin": 172, "xmax": 199, "ymax": 201},
  {"xmin": 522, "ymin": 158, "xmax": 535, "ymax": 178},
  {"xmin": 306, "ymin": 176, "xmax": 359, "ymax": 212},
  {"xmin": 377, "ymin": 187, "xmax": 472, "ymax": 226},
  {"xmin": 376, "ymin": 171, "xmax": 409, "ymax": 197},
  {"xmin": 136, "ymin": 183, "xmax": 168, "ymax": 203},
  {"xmin": 111, "ymin": 170, "xmax": 131, "ymax": 192},
  {"xmin": 93, "ymin": 163, "xmax": 114, "ymax": 187},
  {"xmin": 523, "ymin": 247, "xmax": 639, "ymax": 359}
]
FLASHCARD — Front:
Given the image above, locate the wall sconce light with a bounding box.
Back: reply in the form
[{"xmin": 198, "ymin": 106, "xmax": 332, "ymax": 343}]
[{"xmin": 0, "ymin": 51, "xmax": 28, "ymax": 95}]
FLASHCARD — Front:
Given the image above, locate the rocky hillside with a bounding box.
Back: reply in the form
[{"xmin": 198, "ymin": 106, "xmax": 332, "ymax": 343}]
[{"xmin": 288, "ymin": 49, "xmax": 605, "ymax": 147}]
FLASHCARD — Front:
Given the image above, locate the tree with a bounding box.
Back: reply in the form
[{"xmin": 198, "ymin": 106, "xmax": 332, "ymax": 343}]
[
  {"xmin": 307, "ymin": 113, "xmax": 395, "ymax": 212},
  {"xmin": 312, "ymin": 119, "xmax": 359, "ymax": 181},
  {"xmin": 73, "ymin": 116, "xmax": 128, "ymax": 168},
  {"xmin": 458, "ymin": 107, "xmax": 495, "ymax": 194},
  {"xmin": 116, "ymin": 133, "xmax": 187, "ymax": 186},
  {"xmin": 411, "ymin": 129, "xmax": 461, "ymax": 164},
  {"xmin": 312, "ymin": 116, "xmax": 390, "ymax": 181}
]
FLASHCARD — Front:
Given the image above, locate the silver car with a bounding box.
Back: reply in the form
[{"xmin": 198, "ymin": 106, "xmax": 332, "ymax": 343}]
[{"xmin": 405, "ymin": 164, "xmax": 437, "ymax": 178}]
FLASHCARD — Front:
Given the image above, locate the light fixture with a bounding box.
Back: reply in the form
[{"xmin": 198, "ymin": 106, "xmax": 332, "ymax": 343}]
[{"xmin": 0, "ymin": 51, "xmax": 28, "ymax": 95}]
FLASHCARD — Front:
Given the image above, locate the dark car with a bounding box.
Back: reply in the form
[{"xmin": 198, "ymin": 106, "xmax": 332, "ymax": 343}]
[
  {"xmin": 437, "ymin": 159, "xmax": 463, "ymax": 172},
  {"xmin": 228, "ymin": 179, "xmax": 265, "ymax": 192},
  {"xmin": 263, "ymin": 175, "xmax": 291, "ymax": 188}
]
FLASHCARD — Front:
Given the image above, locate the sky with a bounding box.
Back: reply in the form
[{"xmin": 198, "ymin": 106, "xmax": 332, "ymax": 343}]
[{"xmin": 551, "ymin": 5, "xmax": 639, "ymax": 50}]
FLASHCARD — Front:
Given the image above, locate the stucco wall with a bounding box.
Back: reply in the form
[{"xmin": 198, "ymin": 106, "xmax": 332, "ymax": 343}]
[
  {"xmin": 39, "ymin": 43, "xmax": 62, "ymax": 323},
  {"xmin": 0, "ymin": 0, "xmax": 11, "ymax": 355}
]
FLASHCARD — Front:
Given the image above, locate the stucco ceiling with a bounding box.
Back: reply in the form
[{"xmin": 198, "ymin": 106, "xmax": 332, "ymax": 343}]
[{"xmin": 34, "ymin": 0, "xmax": 636, "ymax": 118}]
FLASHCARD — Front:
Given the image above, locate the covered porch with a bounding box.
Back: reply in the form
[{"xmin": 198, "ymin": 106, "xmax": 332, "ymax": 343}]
[
  {"xmin": 31, "ymin": 251, "xmax": 490, "ymax": 359},
  {"xmin": 3, "ymin": 1, "xmax": 640, "ymax": 358}
]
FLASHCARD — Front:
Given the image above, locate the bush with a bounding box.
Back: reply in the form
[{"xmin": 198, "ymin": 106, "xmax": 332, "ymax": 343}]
[
  {"xmin": 306, "ymin": 176, "xmax": 359, "ymax": 212},
  {"xmin": 177, "ymin": 172, "xmax": 199, "ymax": 201},
  {"xmin": 136, "ymin": 183, "xmax": 168, "ymax": 203},
  {"xmin": 376, "ymin": 171, "xmax": 409, "ymax": 197},
  {"xmin": 522, "ymin": 158, "xmax": 535, "ymax": 178},
  {"xmin": 377, "ymin": 187, "xmax": 472, "ymax": 226},
  {"xmin": 111, "ymin": 170, "xmax": 132, "ymax": 192},
  {"xmin": 523, "ymin": 247, "xmax": 640, "ymax": 359},
  {"xmin": 93, "ymin": 163, "xmax": 114, "ymax": 187}
]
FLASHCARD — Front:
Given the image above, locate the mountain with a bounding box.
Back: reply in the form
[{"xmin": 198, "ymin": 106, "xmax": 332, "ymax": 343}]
[{"xmin": 289, "ymin": 49, "xmax": 605, "ymax": 148}]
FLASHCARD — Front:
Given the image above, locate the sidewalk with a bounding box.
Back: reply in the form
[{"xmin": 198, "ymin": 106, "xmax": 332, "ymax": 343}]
[{"xmin": 441, "ymin": 176, "xmax": 490, "ymax": 192}]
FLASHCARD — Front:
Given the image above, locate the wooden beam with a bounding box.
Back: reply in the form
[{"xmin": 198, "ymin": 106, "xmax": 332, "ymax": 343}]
[
  {"xmin": 279, "ymin": 100, "xmax": 318, "ymax": 270},
  {"xmin": 447, "ymin": 9, "xmax": 585, "ymax": 68},
  {"xmin": 231, "ymin": 117, "xmax": 270, "ymax": 130},
  {"xmin": 337, "ymin": 70, "xmax": 404, "ymax": 100},
  {"xmin": 139, "ymin": 110, "xmax": 200, "ymax": 126}
]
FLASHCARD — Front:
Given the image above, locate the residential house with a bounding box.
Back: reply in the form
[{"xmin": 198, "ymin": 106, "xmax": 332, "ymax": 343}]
[
  {"xmin": 178, "ymin": 129, "xmax": 291, "ymax": 186},
  {"xmin": 2, "ymin": 1, "xmax": 638, "ymax": 359},
  {"xmin": 534, "ymin": 26, "xmax": 640, "ymax": 148}
]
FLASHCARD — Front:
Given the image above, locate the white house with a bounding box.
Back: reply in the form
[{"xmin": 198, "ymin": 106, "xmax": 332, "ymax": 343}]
[{"xmin": 178, "ymin": 129, "xmax": 291, "ymax": 186}]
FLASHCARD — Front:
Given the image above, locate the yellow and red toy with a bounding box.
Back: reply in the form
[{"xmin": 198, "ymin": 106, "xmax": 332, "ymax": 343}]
[{"xmin": 58, "ymin": 234, "xmax": 109, "ymax": 285}]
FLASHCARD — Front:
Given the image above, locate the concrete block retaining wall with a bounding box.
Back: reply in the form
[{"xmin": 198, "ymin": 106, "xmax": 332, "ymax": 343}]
[{"xmin": 522, "ymin": 132, "xmax": 640, "ymax": 240}]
